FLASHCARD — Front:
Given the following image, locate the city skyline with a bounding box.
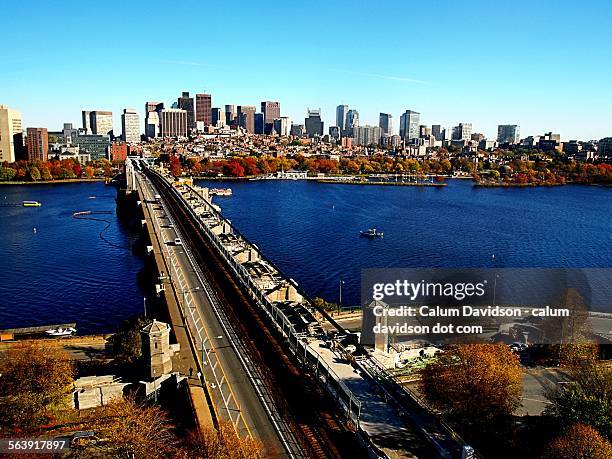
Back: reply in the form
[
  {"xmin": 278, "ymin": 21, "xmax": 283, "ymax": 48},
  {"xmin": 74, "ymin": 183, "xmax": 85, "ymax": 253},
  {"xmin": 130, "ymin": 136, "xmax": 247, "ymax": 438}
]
[{"xmin": 2, "ymin": 0, "xmax": 612, "ymax": 140}]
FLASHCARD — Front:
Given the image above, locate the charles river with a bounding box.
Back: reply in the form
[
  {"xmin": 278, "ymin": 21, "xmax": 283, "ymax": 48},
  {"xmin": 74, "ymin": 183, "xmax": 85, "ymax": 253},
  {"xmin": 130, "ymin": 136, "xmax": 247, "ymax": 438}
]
[{"xmin": 0, "ymin": 179, "xmax": 610, "ymax": 333}]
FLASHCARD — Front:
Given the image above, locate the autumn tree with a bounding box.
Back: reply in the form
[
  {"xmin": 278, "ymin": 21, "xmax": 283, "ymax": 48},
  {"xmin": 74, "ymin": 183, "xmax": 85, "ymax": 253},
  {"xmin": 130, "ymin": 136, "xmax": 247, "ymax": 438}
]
[
  {"xmin": 0, "ymin": 342, "xmax": 75, "ymax": 430},
  {"xmin": 29, "ymin": 166, "xmax": 41, "ymax": 181},
  {"xmin": 182, "ymin": 421, "xmax": 265, "ymax": 459},
  {"xmin": 88, "ymin": 398, "xmax": 178, "ymax": 459},
  {"xmin": 0, "ymin": 166, "xmax": 16, "ymax": 181},
  {"xmin": 84, "ymin": 166, "xmax": 95, "ymax": 178},
  {"xmin": 541, "ymin": 424, "xmax": 612, "ymax": 459},
  {"xmin": 420, "ymin": 344, "xmax": 523, "ymax": 424}
]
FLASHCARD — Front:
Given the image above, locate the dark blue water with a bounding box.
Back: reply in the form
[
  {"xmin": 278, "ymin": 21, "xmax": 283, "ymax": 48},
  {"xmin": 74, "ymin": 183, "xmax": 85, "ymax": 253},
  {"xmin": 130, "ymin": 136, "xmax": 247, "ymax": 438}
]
[
  {"xmin": 197, "ymin": 179, "xmax": 612, "ymax": 308},
  {"xmin": 0, "ymin": 183, "xmax": 144, "ymax": 333}
]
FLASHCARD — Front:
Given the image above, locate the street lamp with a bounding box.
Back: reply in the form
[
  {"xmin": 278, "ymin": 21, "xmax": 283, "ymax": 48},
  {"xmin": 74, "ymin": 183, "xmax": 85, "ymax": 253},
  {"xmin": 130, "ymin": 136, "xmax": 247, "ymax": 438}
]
[
  {"xmin": 338, "ymin": 279, "xmax": 345, "ymax": 313},
  {"xmin": 143, "ymin": 297, "xmax": 147, "ymax": 317}
]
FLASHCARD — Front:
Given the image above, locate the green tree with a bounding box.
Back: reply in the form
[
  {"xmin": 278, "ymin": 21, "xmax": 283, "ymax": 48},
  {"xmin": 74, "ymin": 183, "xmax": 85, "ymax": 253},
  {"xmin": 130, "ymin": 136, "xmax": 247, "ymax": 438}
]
[
  {"xmin": 29, "ymin": 166, "xmax": 41, "ymax": 181},
  {"xmin": 0, "ymin": 342, "xmax": 75, "ymax": 430},
  {"xmin": 545, "ymin": 360, "xmax": 612, "ymax": 439},
  {"xmin": 41, "ymin": 167, "xmax": 52, "ymax": 180},
  {"xmin": 107, "ymin": 315, "xmax": 149, "ymax": 363},
  {"xmin": 0, "ymin": 167, "xmax": 16, "ymax": 181}
]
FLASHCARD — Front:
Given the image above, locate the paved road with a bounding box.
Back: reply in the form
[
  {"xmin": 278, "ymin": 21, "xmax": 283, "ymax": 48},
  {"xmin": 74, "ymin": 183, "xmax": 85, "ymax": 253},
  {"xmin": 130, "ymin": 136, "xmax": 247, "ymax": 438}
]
[{"xmin": 137, "ymin": 173, "xmax": 289, "ymax": 457}]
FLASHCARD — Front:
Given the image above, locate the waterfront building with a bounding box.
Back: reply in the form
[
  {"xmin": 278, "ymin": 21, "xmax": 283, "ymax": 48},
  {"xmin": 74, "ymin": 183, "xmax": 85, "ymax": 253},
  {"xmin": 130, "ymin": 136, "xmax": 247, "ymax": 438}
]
[
  {"xmin": 273, "ymin": 117, "xmax": 290, "ymax": 136},
  {"xmin": 399, "ymin": 110, "xmax": 420, "ymax": 141},
  {"xmin": 237, "ymin": 106, "xmax": 256, "ymax": 133},
  {"xmin": 497, "ymin": 124, "xmax": 520, "ymax": 144},
  {"xmin": 598, "ymin": 137, "xmax": 612, "ymax": 157},
  {"xmin": 336, "ymin": 104, "xmax": 348, "ymax": 136},
  {"xmin": 145, "ymin": 102, "xmax": 164, "ymax": 139},
  {"xmin": 0, "ymin": 104, "xmax": 23, "ymax": 162},
  {"xmin": 160, "ymin": 108, "xmax": 188, "ymax": 137},
  {"xmin": 225, "ymin": 105, "xmax": 236, "ymax": 126},
  {"xmin": 88, "ymin": 111, "xmax": 113, "ymax": 137},
  {"xmin": 452, "ymin": 122, "xmax": 472, "ymax": 141},
  {"xmin": 305, "ymin": 109, "xmax": 324, "ymax": 138},
  {"xmin": 290, "ymin": 123, "xmax": 305, "ymax": 137},
  {"xmin": 345, "ymin": 109, "xmax": 359, "ymax": 137},
  {"xmin": 353, "ymin": 125, "xmax": 382, "ymax": 146},
  {"xmin": 62, "ymin": 123, "xmax": 80, "ymax": 146},
  {"xmin": 110, "ymin": 141, "xmax": 128, "ymax": 161},
  {"xmin": 379, "ymin": 113, "xmax": 393, "ymax": 135},
  {"xmin": 538, "ymin": 132, "xmax": 562, "ymax": 152},
  {"xmin": 196, "ymin": 93, "xmax": 212, "ymax": 127},
  {"xmin": 121, "ymin": 108, "xmax": 140, "ymax": 143},
  {"xmin": 26, "ymin": 127, "xmax": 48, "ymax": 161},
  {"xmin": 73, "ymin": 133, "xmax": 110, "ymax": 160}
]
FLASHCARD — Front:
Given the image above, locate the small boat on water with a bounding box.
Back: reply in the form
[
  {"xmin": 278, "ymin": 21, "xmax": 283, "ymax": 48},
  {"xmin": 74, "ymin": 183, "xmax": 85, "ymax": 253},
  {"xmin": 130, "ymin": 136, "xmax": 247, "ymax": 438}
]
[
  {"xmin": 360, "ymin": 228, "xmax": 384, "ymax": 238},
  {"xmin": 45, "ymin": 327, "xmax": 76, "ymax": 337},
  {"xmin": 23, "ymin": 200, "xmax": 42, "ymax": 207},
  {"xmin": 210, "ymin": 188, "xmax": 233, "ymax": 196}
]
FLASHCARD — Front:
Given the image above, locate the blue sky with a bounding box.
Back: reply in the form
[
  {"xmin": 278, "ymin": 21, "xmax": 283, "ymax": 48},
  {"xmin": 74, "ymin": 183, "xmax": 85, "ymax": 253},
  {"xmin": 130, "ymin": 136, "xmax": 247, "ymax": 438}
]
[{"xmin": 2, "ymin": 0, "xmax": 611, "ymax": 140}]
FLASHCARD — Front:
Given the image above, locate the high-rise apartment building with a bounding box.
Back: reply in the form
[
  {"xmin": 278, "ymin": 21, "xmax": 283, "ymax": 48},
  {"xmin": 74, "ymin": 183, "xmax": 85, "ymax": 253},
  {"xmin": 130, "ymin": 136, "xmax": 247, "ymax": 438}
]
[
  {"xmin": 73, "ymin": 133, "xmax": 110, "ymax": 160},
  {"xmin": 0, "ymin": 105, "xmax": 23, "ymax": 162},
  {"xmin": 26, "ymin": 127, "xmax": 48, "ymax": 161},
  {"xmin": 432, "ymin": 125, "xmax": 443, "ymax": 141},
  {"xmin": 399, "ymin": 110, "xmax": 420, "ymax": 140},
  {"xmin": 452, "ymin": 122, "xmax": 472, "ymax": 141},
  {"xmin": 145, "ymin": 102, "xmax": 164, "ymax": 138},
  {"xmin": 254, "ymin": 113, "xmax": 265, "ymax": 134},
  {"xmin": 225, "ymin": 105, "xmax": 236, "ymax": 126},
  {"xmin": 178, "ymin": 92, "xmax": 195, "ymax": 131},
  {"xmin": 329, "ymin": 126, "xmax": 340, "ymax": 141},
  {"xmin": 196, "ymin": 93, "xmax": 212, "ymax": 127},
  {"xmin": 353, "ymin": 125, "xmax": 382, "ymax": 146},
  {"xmin": 379, "ymin": 113, "xmax": 393, "ymax": 135},
  {"xmin": 497, "ymin": 125, "xmax": 520, "ymax": 144},
  {"xmin": 345, "ymin": 109, "xmax": 359, "ymax": 137},
  {"xmin": 160, "ymin": 108, "xmax": 188, "ymax": 137},
  {"xmin": 305, "ymin": 109, "xmax": 324, "ymax": 138},
  {"xmin": 336, "ymin": 105, "xmax": 348, "ymax": 136},
  {"xmin": 121, "ymin": 109, "xmax": 140, "ymax": 143},
  {"xmin": 261, "ymin": 101, "xmax": 280, "ymax": 125},
  {"xmin": 90, "ymin": 111, "xmax": 113, "ymax": 136}
]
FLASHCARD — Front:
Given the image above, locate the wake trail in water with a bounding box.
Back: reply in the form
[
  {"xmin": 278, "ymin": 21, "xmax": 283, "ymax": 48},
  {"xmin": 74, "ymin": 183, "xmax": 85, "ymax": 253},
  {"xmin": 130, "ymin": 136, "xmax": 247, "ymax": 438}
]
[{"xmin": 72, "ymin": 210, "xmax": 131, "ymax": 250}]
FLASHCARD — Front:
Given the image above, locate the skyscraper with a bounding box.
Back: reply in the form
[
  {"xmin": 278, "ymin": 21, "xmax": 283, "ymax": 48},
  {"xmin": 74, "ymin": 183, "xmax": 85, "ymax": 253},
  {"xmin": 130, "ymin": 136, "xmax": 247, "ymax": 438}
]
[
  {"xmin": 237, "ymin": 106, "xmax": 256, "ymax": 133},
  {"xmin": 432, "ymin": 125, "xmax": 443, "ymax": 141},
  {"xmin": 178, "ymin": 92, "xmax": 195, "ymax": 131},
  {"xmin": 90, "ymin": 111, "xmax": 113, "ymax": 137},
  {"xmin": 497, "ymin": 125, "xmax": 520, "ymax": 144},
  {"xmin": 305, "ymin": 109, "xmax": 324, "ymax": 138},
  {"xmin": 145, "ymin": 102, "xmax": 164, "ymax": 138},
  {"xmin": 345, "ymin": 109, "xmax": 359, "ymax": 137},
  {"xmin": 121, "ymin": 109, "xmax": 140, "ymax": 143},
  {"xmin": 160, "ymin": 108, "xmax": 188, "ymax": 137},
  {"xmin": 399, "ymin": 110, "xmax": 420, "ymax": 140},
  {"xmin": 254, "ymin": 113, "xmax": 264, "ymax": 134},
  {"xmin": 26, "ymin": 127, "xmax": 48, "ymax": 161},
  {"xmin": 336, "ymin": 105, "xmax": 348, "ymax": 136},
  {"xmin": 81, "ymin": 110, "xmax": 92, "ymax": 134},
  {"xmin": 273, "ymin": 117, "xmax": 290, "ymax": 136},
  {"xmin": 0, "ymin": 105, "xmax": 22, "ymax": 162},
  {"xmin": 211, "ymin": 108, "xmax": 225, "ymax": 127},
  {"xmin": 196, "ymin": 93, "xmax": 212, "ymax": 127},
  {"xmin": 261, "ymin": 101, "xmax": 281, "ymax": 125},
  {"xmin": 225, "ymin": 105, "xmax": 236, "ymax": 126},
  {"xmin": 379, "ymin": 113, "xmax": 393, "ymax": 135}
]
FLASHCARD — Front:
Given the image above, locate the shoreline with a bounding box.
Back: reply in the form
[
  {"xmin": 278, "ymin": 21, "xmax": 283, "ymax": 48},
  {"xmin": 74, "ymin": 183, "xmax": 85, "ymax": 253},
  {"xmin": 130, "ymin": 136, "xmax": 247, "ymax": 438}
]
[
  {"xmin": 0, "ymin": 178, "xmax": 108, "ymax": 185},
  {"xmin": 316, "ymin": 179, "xmax": 447, "ymax": 187}
]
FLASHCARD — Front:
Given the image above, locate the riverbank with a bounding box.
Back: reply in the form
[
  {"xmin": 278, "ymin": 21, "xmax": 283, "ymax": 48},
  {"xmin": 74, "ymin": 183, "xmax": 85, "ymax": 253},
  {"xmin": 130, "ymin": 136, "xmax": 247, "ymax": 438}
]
[
  {"xmin": 317, "ymin": 179, "xmax": 447, "ymax": 187},
  {"xmin": 474, "ymin": 181, "xmax": 611, "ymax": 188},
  {"xmin": 0, "ymin": 178, "xmax": 108, "ymax": 185}
]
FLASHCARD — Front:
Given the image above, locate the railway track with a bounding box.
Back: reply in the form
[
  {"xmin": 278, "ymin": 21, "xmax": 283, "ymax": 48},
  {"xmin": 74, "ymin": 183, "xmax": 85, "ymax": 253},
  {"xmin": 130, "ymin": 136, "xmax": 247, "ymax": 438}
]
[{"xmin": 147, "ymin": 170, "xmax": 366, "ymax": 459}]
